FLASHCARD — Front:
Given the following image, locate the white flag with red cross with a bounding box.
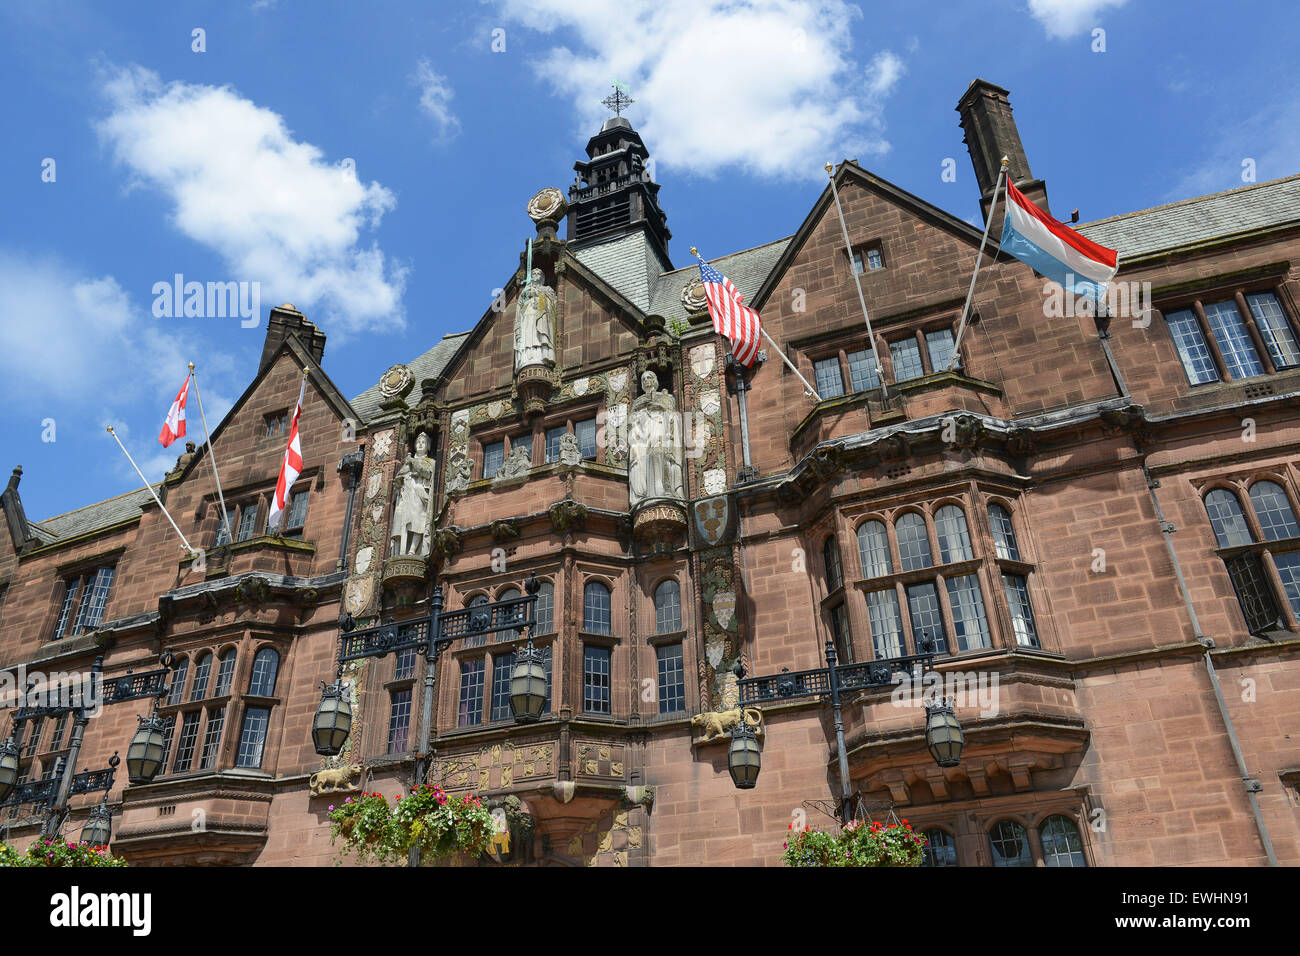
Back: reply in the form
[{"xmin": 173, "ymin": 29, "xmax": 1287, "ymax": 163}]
[
  {"xmin": 269, "ymin": 377, "xmax": 306, "ymax": 531},
  {"xmin": 158, "ymin": 375, "xmax": 190, "ymax": 448}
]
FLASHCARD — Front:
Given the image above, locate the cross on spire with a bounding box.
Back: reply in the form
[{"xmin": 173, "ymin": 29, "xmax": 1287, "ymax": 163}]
[{"xmin": 601, "ymin": 83, "xmax": 634, "ymax": 118}]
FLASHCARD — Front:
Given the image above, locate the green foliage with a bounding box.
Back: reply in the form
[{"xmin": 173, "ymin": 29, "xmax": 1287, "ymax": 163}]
[
  {"xmin": 782, "ymin": 818, "xmax": 926, "ymax": 868},
  {"xmin": 328, "ymin": 785, "xmax": 498, "ymax": 865},
  {"xmin": 0, "ymin": 839, "xmax": 128, "ymax": 867}
]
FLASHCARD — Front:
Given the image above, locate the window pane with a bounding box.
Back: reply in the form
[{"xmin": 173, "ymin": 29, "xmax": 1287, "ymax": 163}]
[
  {"xmin": 388, "ymin": 689, "xmax": 412, "ymax": 753},
  {"xmin": 925, "ymin": 328, "xmax": 956, "ymax": 372},
  {"xmin": 1247, "ymin": 292, "xmax": 1300, "ymax": 369},
  {"xmin": 814, "ymin": 357, "xmax": 844, "ymax": 398},
  {"xmin": 922, "ymin": 829, "xmax": 958, "ymax": 867},
  {"xmin": 583, "ymin": 646, "xmax": 611, "ymax": 715},
  {"xmin": 545, "ymin": 425, "xmax": 567, "ymax": 462},
  {"xmin": 1204, "ymin": 300, "xmax": 1264, "ymax": 379},
  {"xmin": 946, "ymin": 574, "xmax": 990, "ymax": 650},
  {"xmin": 1002, "ymin": 573, "xmax": 1040, "ymax": 647},
  {"xmin": 895, "ymin": 513, "xmax": 932, "ymax": 571},
  {"xmin": 512, "ymin": 433, "xmax": 533, "ymax": 462},
  {"xmin": 215, "ymin": 650, "xmax": 237, "ymax": 696},
  {"xmin": 656, "ymin": 643, "xmax": 685, "ymax": 714},
  {"xmin": 541, "ymin": 645, "xmax": 553, "ymax": 715},
  {"xmin": 866, "ymin": 589, "xmax": 905, "ymax": 658},
  {"xmin": 248, "ymin": 649, "xmax": 280, "ymax": 696},
  {"xmin": 457, "ymin": 659, "xmax": 485, "ymax": 727},
  {"xmin": 215, "ymin": 506, "xmax": 236, "ymax": 546},
  {"xmin": 989, "ymin": 820, "xmax": 1033, "ymax": 867},
  {"xmin": 1204, "ymin": 489, "xmax": 1254, "ymax": 547},
  {"xmin": 857, "ymin": 520, "xmax": 892, "ymax": 577},
  {"xmin": 173, "ymin": 711, "xmax": 201, "ymax": 772},
  {"xmin": 889, "ymin": 338, "xmax": 925, "ymax": 382},
  {"xmin": 48, "ymin": 713, "xmax": 69, "ymax": 751},
  {"xmin": 535, "ymin": 581, "xmax": 555, "ymax": 634},
  {"xmin": 22, "ymin": 717, "xmax": 43, "ymax": 758},
  {"xmin": 655, "ymin": 579, "xmax": 682, "ymax": 634},
  {"xmin": 497, "ymin": 588, "xmax": 523, "ymax": 642},
  {"xmin": 830, "ymin": 602, "xmax": 854, "ymax": 663},
  {"xmin": 988, "ymin": 504, "xmax": 1021, "ymax": 560},
  {"xmin": 823, "ymin": 536, "xmax": 843, "ymax": 591},
  {"xmin": 906, "ymin": 582, "xmax": 948, "ymax": 654},
  {"xmin": 199, "ymin": 706, "xmax": 225, "ymax": 769},
  {"xmin": 483, "ymin": 441, "xmax": 505, "ymax": 479},
  {"xmin": 850, "ymin": 250, "xmax": 864, "ymax": 275},
  {"xmin": 236, "ymin": 502, "xmax": 259, "ymax": 541},
  {"xmin": 583, "ymin": 581, "xmax": 612, "ymax": 635},
  {"xmin": 1164, "ymin": 309, "xmax": 1220, "ymax": 384},
  {"xmin": 190, "ymin": 653, "xmax": 212, "ymax": 701},
  {"xmin": 1272, "ymin": 552, "xmax": 1300, "ymax": 618},
  {"xmin": 285, "ymin": 489, "xmax": 309, "ymax": 535},
  {"xmin": 1248, "ymin": 481, "xmax": 1299, "ymax": 541},
  {"xmin": 846, "ymin": 349, "xmax": 880, "ymax": 392},
  {"xmin": 235, "ymin": 706, "xmax": 270, "ymax": 768},
  {"xmin": 575, "ymin": 419, "xmax": 598, "ymax": 459},
  {"xmin": 866, "ymin": 247, "xmax": 883, "ymax": 271},
  {"xmin": 167, "ymin": 658, "xmax": 189, "ymax": 706},
  {"xmin": 491, "ymin": 652, "xmax": 515, "ymax": 721},
  {"xmin": 73, "ymin": 567, "xmax": 115, "ymax": 633},
  {"xmin": 1040, "ymin": 815, "xmax": 1087, "ymax": 867},
  {"xmin": 934, "ymin": 506, "xmax": 973, "ymax": 563},
  {"xmin": 52, "ymin": 578, "xmax": 80, "ymax": 639},
  {"xmin": 1225, "ymin": 553, "xmax": 1282, "ymax": 633},
  {"xmin": 394, "ymin": 645, "xmax": 417, "ymax": 680}
]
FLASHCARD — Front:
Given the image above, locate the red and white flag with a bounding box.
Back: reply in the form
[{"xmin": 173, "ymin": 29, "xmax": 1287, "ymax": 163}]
[
  {"xmin": 269, "ymin": 377, "xmax": 306, "ymax": 531},
  {"xmin": 158, "ymin": 376, "xmax": 190, "ymax": 448},
  {"xmin": 698, "ymin": 259, "xmax": 762, "ymax": 367}
]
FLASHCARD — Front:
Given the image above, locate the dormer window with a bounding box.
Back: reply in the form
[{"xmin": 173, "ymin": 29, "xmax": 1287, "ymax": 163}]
[
  {"xmin": 52, "ymin": 565, "xmax": 116, "ymax": 640},
  {"xmin": 264, "ymin": 410, "xmax": 289, "ymax": 438},
  {"xmin": 850, "ymin": 242, "xmax": 885, "ymax": 275}
]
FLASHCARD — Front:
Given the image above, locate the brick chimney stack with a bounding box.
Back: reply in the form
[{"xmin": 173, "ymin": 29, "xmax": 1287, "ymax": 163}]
[
  {"xmin": 956, "ymin": 79, "xmax": 1050, "ymax": 230},
  {"xmin": 259, "ymin": 303, "xmax": 327, "ymax": 376}
]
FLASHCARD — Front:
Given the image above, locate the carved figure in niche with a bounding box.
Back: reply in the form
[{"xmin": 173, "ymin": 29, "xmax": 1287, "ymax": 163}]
[
  {"xmin": 558, "ymin": 432, "xmax": 582, "ymax": 466},
  {"xmin": 628, "ymin": 370, "xmax": 685, "ymax": 508},
  {"xmin": 494, "ymin": 444, "xmax": 533, "ymax": 483},
  {"xmin": 390, "ymin": 431, "xmax": 434, "ymax": 557},
  {"xmin": 514, "ymin": 268, "xmax": 556, "ymax": 372},
  {"xmin": 445, "ymin": 454, "xmax": 472, "ymax": 493}
]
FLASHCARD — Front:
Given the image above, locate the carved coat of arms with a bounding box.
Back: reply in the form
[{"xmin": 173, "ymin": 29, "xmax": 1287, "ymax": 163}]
[
  {"xmin": 690, "ymin": 344, "xmax": 715, "ymax": 380},
  {"xmin": 712, "ymin": 591, "xmax": 737, "ymax": 631},
  {"xmin": 693, "ymin": 495, "xmax": 733, "ymax": 548}
]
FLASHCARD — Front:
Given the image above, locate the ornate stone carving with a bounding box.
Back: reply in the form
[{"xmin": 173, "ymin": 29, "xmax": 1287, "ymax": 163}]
[
  {"xmin": 353, "ymin": 545, "xmax": 374, "ymax": 576},
  {"xmin": 430, "ymin": 527, "xmax": 462, "ymax": 564},
  {"xmin": 549, "ymin": 499, "xmax": 588, "ymax": 534},
  {"xmin": 633, "ymin": 501, "xmax": 688, "ymax": 558},
  {"xmin": 308, "ymin": 764, "xmax": 361, "ymax": 796},
  {"xmin": 557, "ymin": 432, "xmax": 582, "ymax": 466},
  {"xmin": 382, "ymin": 555, "xmax": 427, "ymax": 607},
  {"xmin": 526, "ymin": 186, "xmax": 567, "ymax": 226},
  {"xmin": 378, "ymin": 365, "xmax": 414, "ymax": 402},
  {"xmin": 234, "ymin": 575, "xmax": 271, "ymax": 607},
  {"xmin": 491, "ymin": 518, "xmax": 520, "ymax": 543},
  {"xmin": 628, "ymin": 371, "xmax": 685, "ymax": 509},
  {"xmin": 514, "ymin": 269, "xmax": 557, "ymax": 373},
  {"xmin": 389, "ymin": 431, "xmax": 434, "ymax": 558},
  {"xmin": 689, "ymin": 707, "xmax": 763, "ymax": 743},
  {"xmin": 681, "ymin": 277, "xmax": 708, "ymax": 314},
  {"xmin": 344, "ymin": 575, "xmax": 374, "ymax": 616},
  {"xmin": 493, "ymin": 445, "xmax": 533, "ymax": 484},
  {"xmin": 445, "ymin": 454, "xmax": 473, "ymax": 494},
  {"xmin": 1004, "ymin": 428, "xmax": 1037, "ymax": 458}
]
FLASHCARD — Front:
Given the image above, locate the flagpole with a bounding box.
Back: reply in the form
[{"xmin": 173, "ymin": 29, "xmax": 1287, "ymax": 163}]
[
  {"xmin": 826, "ymin": 162, "xmax": 889, "ymax": 401},
  {"xmin": 106, "ymin": 425, "xmax": 197, "ymax": 554},
  {"xmin": 946, "ymin": 156, "xmax": 1009, "ymax": 372},
  {"xmin": 690, "ymin": 247, "xmax": 822, "ymax": 402},
  {"xmin": 188, "ymin": 362, "xmax": 232, "ymax": 543},
  {"xmin": 271, "ymin": 367, "xmax": 310, "ymax": 535}
]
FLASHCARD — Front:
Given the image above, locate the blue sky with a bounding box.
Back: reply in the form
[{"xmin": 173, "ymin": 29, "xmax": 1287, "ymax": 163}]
[{"xmin": 2, "ymin": 0, "xmax": 1298, "ymax": 522}]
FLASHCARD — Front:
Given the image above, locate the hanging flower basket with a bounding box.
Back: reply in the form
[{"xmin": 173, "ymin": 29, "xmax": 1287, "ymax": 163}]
[
  {"xmin": 782, "ymin": 819, "xmax": 926, "ymax": 867},
  {"xmin": 328, "ymin": 786, "xmax": 498, "ymax": 865},
  {"xmin": 0, "ymin": 839, "xmax": 128, "ymax": 867}
]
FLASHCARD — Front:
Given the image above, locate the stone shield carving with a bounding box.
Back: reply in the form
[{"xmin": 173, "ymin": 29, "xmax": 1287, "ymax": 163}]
[
  {"xmin": 712, "ymin": 591, "xmax": 737, "ymax": 631},
  {"xmin": 690, "ymin": 344, "xmax": 715, "ymax": 380},
  {"xmin": 344, "ymin": 576, "xmax": 374, "ymax": 616},
  {"xmin": 693, "ymin": 495, "xmax": 733, "ymax": 548}
]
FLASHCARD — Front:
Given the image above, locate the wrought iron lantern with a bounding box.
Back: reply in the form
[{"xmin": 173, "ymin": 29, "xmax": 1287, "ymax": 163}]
[
  {"xmin": 81, "ymin": 800, "xmax": 113, "ymax": 846},
  {"xmin": 509, "ymin": 641, "xmax": 548, "ymax": 724},
  {"xmin": 127, "ymin": 714, "xmax": 169, "ymax": 784},
  {"xmin": 728, "ymin": 721, "xmax": 761, "ymax": 790},
  {"xmin": 313, "ymin": 681, "xmax": 353, "ymax": 756},
  {"xmin": 924, "ymin": 697, "xmax": 965, "ymax": 768},
  {"xmin": 0, "ymin": 736, "xmax": 19, "ymax": 804}
]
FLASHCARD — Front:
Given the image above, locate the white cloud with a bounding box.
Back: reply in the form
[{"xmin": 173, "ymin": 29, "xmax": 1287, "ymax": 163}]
[
  {"xmin": 1026, "ymin": 0, "xmax": 1128, "ymax": 39},
  {"xmin": 492, "ymin": 0, "xmax": 904, "ymax": 179},
  {"xmin": 412, "ymin": 59, "xmax": 461, "ymax": 141},
  {"xmin": 95, "ymin": 65, "xmax": 407, "ymax": 338},
  {"xmin": 1166, "ymin": 96, "xmax": 1300, "ymax": 201}
]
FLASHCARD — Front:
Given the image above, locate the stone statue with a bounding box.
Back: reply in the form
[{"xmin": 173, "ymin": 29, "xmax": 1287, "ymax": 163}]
[
  {"xmin": 390, "ymin": 431, "xmax": 434, "ymax": 557},
  {"xmin": 558, "ymin": 432, "xmax": 582, "ymax": 466},
  {"xmin": 308, "ymin": 764, "xmax": 362, "ymax": 796},
  {"xmin": 494, "ymin": 444, "xmax": 533, "ymax": 483},
  {"xmin": 689, "ymin": 707, "xmax": 763, "ymax": 743},
  {"xmin": 628, "ymin": 371, "xmax": 685, "ymax": 508},
  {"xmin": 514, "ymin": 268, "xmax": 556, "ymax": 372},
  {"xmin": 445, "ymin": 454, "xmax": 472, "ymax": 494}
]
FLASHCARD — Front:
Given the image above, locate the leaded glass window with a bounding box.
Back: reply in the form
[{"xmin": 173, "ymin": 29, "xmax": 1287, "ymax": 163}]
[
  {"xmin": 583, "ymin": 581, "xmax": 612, "ymax": 635},
  {"xmin": 857, "ymin": 520, "xmax": 892, "ymax": 577},
  {"xmin": 934, "ymin": 505, "xmax": 973, "ymax": 563},
  {"xmin": 1204, "ymin": 299, "xmax": 1264, "ymax": 379},
  {"xmin": 1248, "ymin": 481, "xmax": 1299, "ymax": 541},
  {"xmin": 895, "ymin": 513, "xmax": 932, "ymax": 571},
  {"xmin": 1165, "ymin": 309, "xmax": 1219, "ymax": 384},
  {"xmin": 655, "ymin": 579, "xmax": 682, "ymax": 634}
]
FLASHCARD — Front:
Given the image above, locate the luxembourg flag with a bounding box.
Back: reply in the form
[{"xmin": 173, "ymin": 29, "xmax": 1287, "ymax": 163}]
[
  {"xmin": 1000, "ymin": 181, "xmax": 1119, "ymax": 302},
  {"xmin": 269, "ymin": 377, "xmax": 306, "ymax": 531},
  {"xmin": 158, "ymin": 376, "xmax": 190, "ymax": 448}
]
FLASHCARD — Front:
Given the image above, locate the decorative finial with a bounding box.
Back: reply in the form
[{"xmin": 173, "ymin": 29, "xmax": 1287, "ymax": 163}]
[
  {"xmin": 601, "ymin": 82, "xmax": 634, "ymax": 117},
  {"xmin": 825, "ymin": 161, "xmax": 834, "ymax": 176},
  {"xmin": 690, "ymin": 246, "xmax": 698, "ymax": 257},
  {"xmin": 188, "ymin": 362, "xmax": 195, "ymax": 371},
  {"xmin": 106, "ymin": 425, "xmax": 115, "ymax": 434},
  {"xmin": 1000, "ymin": 155, "xmax": 1010, "ymax": 167}
]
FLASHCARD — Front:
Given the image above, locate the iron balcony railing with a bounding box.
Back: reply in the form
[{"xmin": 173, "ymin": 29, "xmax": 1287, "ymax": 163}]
[{"xmin": 738, "ymin": 651, "xmax": 936, "ymax": 706}]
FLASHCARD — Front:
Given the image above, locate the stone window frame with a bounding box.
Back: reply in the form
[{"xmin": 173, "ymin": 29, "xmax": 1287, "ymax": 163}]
[
  {"xmin": 211, "ymin": 476, "xmax": 314, "ymax": 547},
  {"xmin": 844, "ymin": 239, "xmax": 886, "ymax": 276},
  {"xmin": 644, "ymin": 570, "xmax": 692, "ymax": 718},
  {"xmin": 262, "ymin": 408, "xmax": 290, "ymax": 440},
  {"xmin": 884, "ymin": 321, "xmax": 961, "ymax": 382},
  {"xmin": 1197, "ymin": 471, "xmax": 1300, "ymax": 634},
  {"xmin": 473, "ymin": 399, "xmax": 604, "ymax": 478},
  {"xmin": 49, "ymin": 561, "xmax": 119, "ymax": 641},
  {"xmin": 910, "ymin": 805, "xmax": 1094, "ymax": 867},
  {"xmin": 155, "ymin": 640, "xmax": 246, "ymax": 778},
  {"xmin": 1155, "ymin": 281, "xmax": 1300, "ymax": 387}
]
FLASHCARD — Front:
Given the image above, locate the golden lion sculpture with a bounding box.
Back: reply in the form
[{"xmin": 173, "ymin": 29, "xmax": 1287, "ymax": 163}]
[
  {"xmin": 309, "ymin": 764, "xmax": 362, "ymax": 796},
  {"xmin": 690, "ymin": 707, "xmax": 762, "ymax": 742}
]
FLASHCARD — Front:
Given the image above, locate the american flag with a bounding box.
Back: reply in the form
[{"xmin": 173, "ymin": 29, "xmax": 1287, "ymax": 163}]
[
  {"xmin": 699, "ymin": 260, "xmax": 762, "ymax": 367},
  {"xmin": 269, "ymin": 377, "xmax": 306, "ymax": 531}
]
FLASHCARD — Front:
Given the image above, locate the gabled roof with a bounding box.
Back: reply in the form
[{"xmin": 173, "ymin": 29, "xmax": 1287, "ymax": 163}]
[
  {"xmin": 1077, "ymin": 174, "xmax": 1300, "ymax": 260},
  {"xmin": 30, "ymin": 485, "xmax": 159, "ymax": 545},
  {"xmin": 647, "ymin": 237, "xmax": 793, "ymax": 324},
  {"xmin": 350, "ymin": 331, "xmax": 471, "ymax": 422}
]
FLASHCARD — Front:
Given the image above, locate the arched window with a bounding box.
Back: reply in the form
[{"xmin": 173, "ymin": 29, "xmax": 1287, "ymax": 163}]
[
  {"xmin": 1039, "ymin": 815, "xmax": 1087, "ymax": 867},
  {"xmin": 857, "ymin": 520, "xmax": 892, "ymax": 577},
  {"xmin": 189, "ymin": 652, "xmax": 213, "ymax": 701},
  {"xmin": 215, "ymin": 649, "xmax": 237, "ymax": 696},
  {"xmin": 584, "ymin": 581, "xmax": 612, "ymax": 635},
  {"xmin": 498, "ymin": 587, "xmax": 522, "ymax": 640},
  {"xmin": 166, "ymin": 657, "xmax": 189, "ymax": 706},
  {"xmin": 988, "ymin": 820, "xmax": 1033, "ymax": 867},
  {"xmin": 1248, "ymin": 481, "xmax": 1300, "ymax": 541},
  {"xmin": 248, "ymin": 648, "xmax": 280, "ymax": 697},
  {"xmin": 895, "ymin": 513, "xmax": 932, "ymax": 571},
  {"xmin": 934, "ymin": 505, "xmax": 973, "ymax": 563},
  {"xmin": 1204, "ymin": 489, "xmax": 1253, "ymax": 547},
  {"xmin": 823, "ymin": 536, "xmax": 843, "ymax": 591},
  {"xmin": 655, "ymin": 579, "xmax": 682, "ymax": 634},
  {"xmin": 535, "ymin": 580, "xmax": 555, "ymax": 635},
  {"xmin": 922, "ymin": 828, "xmax": 958, "ymax": 867},
  {"xmin": 988, "ymin": 503, "xmax": 1021, "ymax": 560}
]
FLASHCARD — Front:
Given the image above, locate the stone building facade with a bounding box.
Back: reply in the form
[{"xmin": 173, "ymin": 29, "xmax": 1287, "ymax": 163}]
[{"xmin": 2, "ymin": 79, "xmax": 1298, "ymax": 866}]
